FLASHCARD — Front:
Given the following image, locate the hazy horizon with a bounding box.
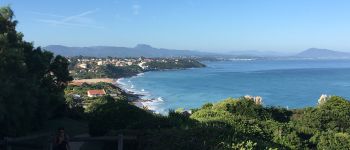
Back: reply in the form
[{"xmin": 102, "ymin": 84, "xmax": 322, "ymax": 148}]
[{"xmin": 2, "ymin": 0, "xmax": 350, "ymax": 52}]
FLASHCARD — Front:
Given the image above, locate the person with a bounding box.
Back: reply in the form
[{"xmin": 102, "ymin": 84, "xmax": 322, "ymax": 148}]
[{"xmin": 53, "ymin": 127, "xmax": 70, "ymax": 150}]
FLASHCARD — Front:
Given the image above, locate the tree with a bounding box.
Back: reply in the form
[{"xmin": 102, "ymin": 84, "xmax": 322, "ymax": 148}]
[
  {"xmin": 0, "ymin": 6, "xmax": 72, "ymax": 136},
  {"xmin": 296, "ymin": 96, "xmax": 350, "ymax": 132},
  {"xmin": 311, "ymin": 131, "xmax": 350, "ymax": 149}
]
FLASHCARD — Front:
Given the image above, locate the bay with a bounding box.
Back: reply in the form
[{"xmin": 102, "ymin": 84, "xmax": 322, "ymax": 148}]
[{"xmin": 118, "ymin": 59, "xmax": 350, "ymax": 113}]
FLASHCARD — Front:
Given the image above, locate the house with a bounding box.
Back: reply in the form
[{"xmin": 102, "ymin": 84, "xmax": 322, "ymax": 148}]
[
  {"xmin": 127, "ymin": 62, "xmax": 133, "ymax": 66},
  {"xmin": 138, "ymin": 62, "xmax": 148, "ymax": 70},
  {"xmin": 97, "ymin": 61, "xmax": 104, "ymax": 66},
  {"xmin": 78, "ymin": 63, "xmax": 87, "ymax": 69},
  {"xmin": 87, "ymin": 89, "xmax": 106, "ymax": 97},
  {"xmin": 115, "ymin": 61, "xmax": 126, "ymax": 67}
]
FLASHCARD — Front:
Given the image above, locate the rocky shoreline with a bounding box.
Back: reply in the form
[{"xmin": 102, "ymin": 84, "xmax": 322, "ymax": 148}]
[{"xmin": 114, "ymin": 77, "xmax": 161, "ymax": 112}]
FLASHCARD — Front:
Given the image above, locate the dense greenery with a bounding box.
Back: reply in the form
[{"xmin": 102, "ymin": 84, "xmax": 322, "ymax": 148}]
[
  {"xmin": 88, "ymin": 96, "xmax": 169, "ymax": 136},
  {"xmin": 65, "ymin": 82, "xmax": 132, "ymax": 116},
  {"xmin": 102, "ymin": 64, "xmax": 143, "ymax": 78},
  {"xmin": 146, "ymin": 59, "xmax": 206, "ymax": 70},
  {"xmin": 87, "ymin": 96, "xmax": 350, "ymax": 149},
  {"xmin": 0, "ymin": 6, "xmax": 72, "ymax": 136},
  {"xmin": 65, "ymin": 82, "xmax": 127, "ymax": 99}
]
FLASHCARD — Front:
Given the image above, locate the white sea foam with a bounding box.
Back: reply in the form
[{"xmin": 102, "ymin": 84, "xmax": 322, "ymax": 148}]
[
  {"xmin": 140, "ymin": 98, "xmax": 165, "ymax": 114},
  {"xmin": 116, "ymin": 78, "xmax": 126, "ymax": 85},
  {"xmin": 156, "ymin": 97, "xmax": 164, "ymax": 102},
  {"xmin": 131, "ymin": 73, "xmax": 145, "ymax": 79},
  {"xmin": 116, "ymin": 76, "xmax": 164, "ymax": 113}
]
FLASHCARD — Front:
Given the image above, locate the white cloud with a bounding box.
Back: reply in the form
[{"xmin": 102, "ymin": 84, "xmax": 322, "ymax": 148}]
[
  {"xmin": 34, "ymin": 9, "xmax": 104, "ymax": 29},
  {"xmin": 37, "ymin": 19, "xmax": 104, "ymax": 29},
  {"xmin": 60, "ymin": 9, "xmax": 98, "ymax": 23}
]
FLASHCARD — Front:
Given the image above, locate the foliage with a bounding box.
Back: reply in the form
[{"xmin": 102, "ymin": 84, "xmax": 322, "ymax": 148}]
[
  {"xmin": 65, "ymin": 82, "xmax": 129, "ymax": 115},
  {"xmin": 229, "ymin": 140, "xmax": 257, "ymax": 150},
  {"xmin": 102, "ymin": 64, "xmax": 143, "ymax": 78},
  {"xmin": 145, "ymin": 59, "xmax": 205, "ymax": 70},
  {"xmin": 0, "ymin": 6, "xmax": 72, "ymax": 136},
  {"xmin": 310, "ymin": 131, "xmax": 350, "ymax": 149},
  {"xmin": 65, "ymin": 82, "xmax": 127, "ymax": 99},
  {"xmin": 294, "ymin": 96, "xmax": 350, "ymax": 132},
  {"xmin": 92, "ymin": 96, "xmax": 350, "ymax": 149},
  {"xmin": 81, "ymin": 92, "xmax": 350, "ymax": 149},
  {"xmin": 88, "ymin": 97, "xmax": 170, "ymax": 136}
]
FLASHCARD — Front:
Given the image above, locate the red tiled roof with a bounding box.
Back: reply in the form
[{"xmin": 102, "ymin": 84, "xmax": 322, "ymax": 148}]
[{"xmin": 87, "ymin": 89, "xmax": 106, "ymax": 95}]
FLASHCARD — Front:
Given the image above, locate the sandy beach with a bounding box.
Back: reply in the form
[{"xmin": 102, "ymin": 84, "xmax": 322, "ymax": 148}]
[{"xmin": 69, "ymin": 78, "xmax": 115, "ymax": 86}]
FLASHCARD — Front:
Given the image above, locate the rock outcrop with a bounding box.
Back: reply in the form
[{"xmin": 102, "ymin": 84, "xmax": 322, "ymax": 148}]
[{"xmin": 244, "ymin": 95, "xmax": 263, "ymax": 105}]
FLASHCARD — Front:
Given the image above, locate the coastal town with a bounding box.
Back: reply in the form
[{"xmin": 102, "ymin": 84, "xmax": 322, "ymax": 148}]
[
  {"xmin": 3, "ymin": 4, "xmax": 350, "ymax": 149},
  {"xmin": 67, "ymin": 56, "xmax": 205, "ymax": 79},
  {"xmin": 68, "ymin": 57, "xmax": 153, "ymax": 73},
  {"xmin": 65, "ymin": 57, "xmax": 206, "ymax": 111}
]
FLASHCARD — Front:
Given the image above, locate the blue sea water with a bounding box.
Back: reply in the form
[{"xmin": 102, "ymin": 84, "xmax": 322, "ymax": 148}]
[{"xmin": 118, "ymin": 59, "xmax": 350, "ymax": 113}]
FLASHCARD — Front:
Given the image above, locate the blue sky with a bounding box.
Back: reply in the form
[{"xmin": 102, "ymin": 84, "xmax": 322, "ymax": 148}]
[{"xmin": 1, "ymin": 0, "xmax": 350, "ymax": 52}]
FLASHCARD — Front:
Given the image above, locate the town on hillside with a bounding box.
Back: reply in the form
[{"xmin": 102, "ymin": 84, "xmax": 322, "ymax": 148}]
[
  {"xmin": 67, "ymin": 56, "xmax": 205, "ymax": 79},
  {"xmin": 65, "ymin": 56, "xmax": 206, "ymax": 111}
]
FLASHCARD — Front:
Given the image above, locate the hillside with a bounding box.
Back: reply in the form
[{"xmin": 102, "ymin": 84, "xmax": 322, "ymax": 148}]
[
  {"xmin": 44, "ymin": 44, "xmax": 215, "ymax": 57},
  {"xmin": 295, "ymin": 48, "xmax": 350, "ymax": 58}
]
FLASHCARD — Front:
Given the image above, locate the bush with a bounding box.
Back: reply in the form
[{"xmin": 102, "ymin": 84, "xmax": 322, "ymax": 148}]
[{"xmin": 88, "ymin": 96, "xmax": 169, "ymax": 136}]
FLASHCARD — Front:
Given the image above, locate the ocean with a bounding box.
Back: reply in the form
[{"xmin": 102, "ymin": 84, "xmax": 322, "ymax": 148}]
[{"xmin": 117, "ymin": 59, "xmax": 350, "ymax": 113}]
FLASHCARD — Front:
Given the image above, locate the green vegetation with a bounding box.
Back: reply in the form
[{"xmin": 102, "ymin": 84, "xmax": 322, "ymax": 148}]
[
  {"xmin": 0, "ymin": 6, "xmax": 72, "ymax": 137},
  {"xmin": 145, "ymin": 59, "xmax": 206, "ymax": 70},
  {"xmin": 65, "ymin": 82, "xmax": 128, "ymax": 99},
  {"xmin": 87, "ymin": 96, "xmax": 350, "ymax": 149},
  {"xmin": 2, "ymin": 6, "xmax": 350, "ymax": 150},
  {"xmin": 102, "ymin": 64, "xmax": 143, "ymax": 78},
  {"xmin": 64, "ymin": 82, "xmax": 133, "ymax": 117}
]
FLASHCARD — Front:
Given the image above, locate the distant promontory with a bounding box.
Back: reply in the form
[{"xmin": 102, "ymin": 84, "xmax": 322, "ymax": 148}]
[{"xmin": 294, "ymin": 48, "xmax": 350, "ymax": 58}]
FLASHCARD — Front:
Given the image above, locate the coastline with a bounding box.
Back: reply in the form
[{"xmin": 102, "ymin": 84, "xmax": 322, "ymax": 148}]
[
  {"xmin": 110, "ymin": 62, "xmax": 207, "ymax": 113},
  {"xmin": 114, "ymin": 72, "xmax": 167, "ymax": 113}
]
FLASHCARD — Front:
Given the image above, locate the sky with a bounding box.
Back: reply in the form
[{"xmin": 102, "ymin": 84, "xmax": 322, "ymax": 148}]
[{"xmin": 1, "ymin": 0, "xmax": 350, "ymax": 52}]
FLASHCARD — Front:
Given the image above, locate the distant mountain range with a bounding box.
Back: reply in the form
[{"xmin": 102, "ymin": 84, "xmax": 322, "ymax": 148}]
[
  {"xmin": 44, "ymin": 44, "xmax": 215, "ymax": 58},
  {"xmin": 294, "ymin": 48, "xmax": 350, "ymax": 58},
  {"xmin": 44, "ymin": 45, "xmax": 350, "ymax": 59}
]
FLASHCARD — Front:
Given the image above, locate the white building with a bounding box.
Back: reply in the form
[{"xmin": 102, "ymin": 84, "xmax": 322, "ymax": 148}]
[
  {"xmin": 138, "ymin": 62, "xmax": 148, "ymax": 70},
  {"xmin": 78, "ymin": 63, "xmax": 87, "ymax": 69},
  {"xmin": 97, "ymin": 61, "xmax": 104, "ymax": 66}
]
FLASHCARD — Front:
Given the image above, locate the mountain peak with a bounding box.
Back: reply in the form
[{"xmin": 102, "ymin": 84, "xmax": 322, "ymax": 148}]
[
  {"xmin": 44, "ymin": 44, "xmax": 211, "ymax": 57},
  {"xmin": 295, "ymin": 48, "xmax": 350, "ymax": 58},
  {"xmin": 304, "ymin": 48, "xmax": 335, "ymax": 52},
  {"xmin": 134, "ymin": 44, "xmax": 153, "ymax": 49}
]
